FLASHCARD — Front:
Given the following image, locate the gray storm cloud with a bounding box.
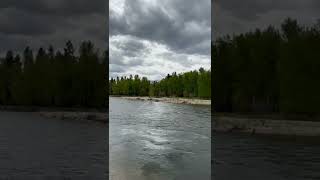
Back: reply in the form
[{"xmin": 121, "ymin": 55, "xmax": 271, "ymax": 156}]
[
  {"xmin": 109, "ymin": 0, "xmax": 211, "ymax": 80},
  {"xmin": 0, "ymin": 0, "xmax": 107, "ymax": 54},
  {"xmin": 110, "ymin": 0, "xmax": 210, "ymax": 55},
  {"xmin": 213, "ymin": 0, "xmax": 320, "ymax": 38}
]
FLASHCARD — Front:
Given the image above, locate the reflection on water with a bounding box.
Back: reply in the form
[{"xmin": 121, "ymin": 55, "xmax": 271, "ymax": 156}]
[
  {"xmin": 213, "ymin": 132, "xmax": 320, "ymax": 180},
  {"xmin": 109, "ymin": 97, "xmax": 211, "ymax": 180},
  {"xmin": 0, "ymin": 111, "xmax": 107, "ymax": 179}
]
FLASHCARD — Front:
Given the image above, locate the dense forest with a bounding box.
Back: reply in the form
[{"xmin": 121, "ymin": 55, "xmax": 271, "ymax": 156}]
[
  {"xmin": 0, "ymin": 41, "xmax": 108, "ymax": 108},
  {"xmin": 213, "ymin": 18, "xmax": 320, "ymax": 114},
  {"xmin": 109, "ymin": 68, "xmax": 211, "ymax": 99}
]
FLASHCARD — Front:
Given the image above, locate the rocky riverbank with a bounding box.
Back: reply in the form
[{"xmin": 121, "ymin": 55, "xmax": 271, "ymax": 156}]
[
  {"xmin": 38, "ymin": 111, "xmax": 107, "ymax": 123},
  {"xmin": 213, "ymin": 115, "xmax": 320, "ymax": 136},
  {"xmin": 118, "ymin": 96, "xmax": 211, "ymax": 105},
  {"xmin": 0, "ymin": 106, "xmax": 107, "ymax": 123}
]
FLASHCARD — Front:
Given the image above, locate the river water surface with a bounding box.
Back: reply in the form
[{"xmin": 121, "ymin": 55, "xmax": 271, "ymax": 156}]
[
  {"xmin": 0, "ymin": 111, "xmax": 107, "ymax": 179},
  {"xmin": 214, "ymin": 132, "xmax": 320, "ymax": 180},
  {"xmin": 109, "ymin": 97, "xmax": 211, "ymax": 180}
]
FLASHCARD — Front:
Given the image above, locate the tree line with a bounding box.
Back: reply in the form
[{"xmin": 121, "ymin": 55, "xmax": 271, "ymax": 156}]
[
  {"xmin": 213, "ymin": 18, "xmax": 320, "ymax": 114},
  {"xmin": 109, "ymin": 68, "xmax": 211, "ymax": 99},
  {"xmin": 0, "ymin": 41, "xmax": 108, "ymax": 108}
]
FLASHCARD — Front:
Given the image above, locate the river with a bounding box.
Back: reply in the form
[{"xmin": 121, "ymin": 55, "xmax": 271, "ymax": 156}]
[
  {"xmin": 109, "ymin": 97, "xmax": 211, "ymax": 180},
  {"xmin": 213, "ymin": 132, "xmax": 320, "ymax": 180},
  {"xmin": 1, "ymin": 99, "xmax": 317, "ymax": 179},
  {"xmin": 0, "ymin": 111, "xmax": 108, "ymax": 179}
]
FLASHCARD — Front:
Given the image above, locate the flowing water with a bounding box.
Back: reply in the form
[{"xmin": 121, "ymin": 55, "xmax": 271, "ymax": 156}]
[
  {"xmin": 109, "ymin": 97, "xmax": 211, "ymax": 180},
  {"xmin": 213, "ymin": 132, "xmax": 320, "ymax": 180},
  {"xmin": 0, "ymin": 111, "xmax": 108, "ymax": 179}
]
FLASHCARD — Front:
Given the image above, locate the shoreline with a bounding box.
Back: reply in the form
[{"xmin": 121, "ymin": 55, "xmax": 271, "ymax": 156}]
[
  {"xmin": 112, "ymin": 96, "xmax": 211, "ymax": 105},
  {"xmin": 213, "ymin": 115, "xmax": 320, "ymax": 136},
  {"xmin": 0, "ymin": 106, "xmax": 107, "ymax": 123},
  {"xmin": 0, "ymin": 105, "xmax": 107, "ymax": 112},
  {"xmin": 38, "ymin": 111, "xmax": 107, "ymax": 123}
]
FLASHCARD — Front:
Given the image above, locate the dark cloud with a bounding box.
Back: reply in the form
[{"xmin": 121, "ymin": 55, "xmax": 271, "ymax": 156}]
[
  {"xmin": 109, "ymin": 0, "xmax": 211, "ymax": 79},
  {"xmin": 110, "ymin": 0, "xmax": 210, "ymax": 55},
  {"xmin": 0, "ymin": 0, "xmax": 106, "ymax": 16},
  {"xmin": 112, "ymin": 37, "xmax": 148, "ymax": 57},
  {"xmin": 0, "ymin": 8, "xmax": 56, "ymax": 36},
  {"xmin": 213, "ymin": 0, "xmax": 320, "ymax": 38},
  {"xmin": 109, "ymin": 36, "xmax": 148, "ymax": 67},
  {"xmin": 215, "ymin": 0, "xmax": 303, "ymax": 21},
  {"xmin": 0, "ymin": 0, "xmax": 107, "ymax": 54}
]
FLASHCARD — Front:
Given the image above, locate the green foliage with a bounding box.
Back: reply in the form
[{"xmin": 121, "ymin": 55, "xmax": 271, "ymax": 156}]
[
  {"xmin": 213, "ymin": 18, "xmax": 320, "ymax": 114},
  {"xmin": 0, "ymin": 41, "xmax": 108, "ymax": 108},
  {"xmin": 109, "ymin": 68, "xmax": 211, "ymax": 99}
]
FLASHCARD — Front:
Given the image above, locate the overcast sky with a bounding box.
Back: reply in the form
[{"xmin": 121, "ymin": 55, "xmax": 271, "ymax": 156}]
[
  {"xmin": 109, "ymin": 0, "xmax": 211, "ymax": 80},
  {"xmin": 2, "ymin": 0, "xmax": 318, "ymax": 78},
  {"xmin": 213, "ymin": 0, "xmax": 320, "ymax": 38},
  {"xmin": 0, "ymin": 0, "xmax": 107, "ymax": 55}
]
